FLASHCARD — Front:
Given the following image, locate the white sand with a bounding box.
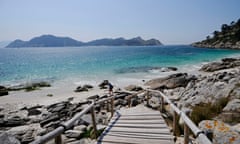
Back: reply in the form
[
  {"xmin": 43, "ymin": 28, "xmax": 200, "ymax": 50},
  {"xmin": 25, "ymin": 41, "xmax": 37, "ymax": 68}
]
[{"xmin": 0, "ymin": 83, "xmax": 108, "ymax": 111}]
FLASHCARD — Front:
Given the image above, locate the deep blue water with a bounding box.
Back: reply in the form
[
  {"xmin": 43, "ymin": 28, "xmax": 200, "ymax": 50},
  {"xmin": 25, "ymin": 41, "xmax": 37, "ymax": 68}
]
[{"xmin": 0, "ymin": 45, "xmax": 240, "ymax": 86}]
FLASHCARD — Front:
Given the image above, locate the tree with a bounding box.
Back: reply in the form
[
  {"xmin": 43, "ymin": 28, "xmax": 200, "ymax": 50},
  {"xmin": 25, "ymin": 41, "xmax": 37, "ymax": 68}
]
[
  {"xmin": 213, "ymin": 31, "xmax": 219, "ymax": 37},
  {"xmin": 206, "ymin": 35, "xmax": 210, "ymax": 40},
  {"xmin": 221, "ymin": 24, "xmax": 229, "ymax": 32},
  {"xmin": 230, "ymin": 21, "xmax": 235, "ymax": 26}
]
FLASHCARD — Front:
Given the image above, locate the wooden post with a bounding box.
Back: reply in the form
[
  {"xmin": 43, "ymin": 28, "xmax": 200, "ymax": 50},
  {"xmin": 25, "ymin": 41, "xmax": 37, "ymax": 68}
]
[
  {"xmin": 54, "ymin": 135, "xmax": 62, "ymax": 144},
  {"xmin": 184, "ymin": 122, "xmax": 190, "ymax": 144},
  {"xmin": 111, "ymin": 97, "xmax": 114, "ymax": 117},
  {"xmin": 160, "ymin": 96, "xmax": 164, "ymax": 112},
  {"xmin": 128, "ymin": 97, "xmax": 131, "ymax": 108},
  {"xmin": 90, "ymin": 106, "xmax": 97, "ymax": 139},
  {"xmin": 173, "ymin": 111, "xmax": 178, "ymax": 136},
  {"xmin": 146, "ymin": 91, "xmax": 150, "ymax": 106},
  {"xmin": 106, "ymin": 100, "xmax": 110, "ymax": 112}
]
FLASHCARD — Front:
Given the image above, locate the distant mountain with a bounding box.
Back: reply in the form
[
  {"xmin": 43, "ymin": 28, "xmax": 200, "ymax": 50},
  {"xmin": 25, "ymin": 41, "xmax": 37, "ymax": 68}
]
[
  {"xmin": 6, "ymin": 35, "xmax": 83, "ymax": 48},
  {"xmin": 192, "ymin": 18, "xmax": 240, "ymax": 49},
  {"xmin": 86, "ymin": 37, "xmax": 162, "ymax": 46},
  {"xmin": 6, "ymin": 35, "xmax": 162, "ymax": 48}
]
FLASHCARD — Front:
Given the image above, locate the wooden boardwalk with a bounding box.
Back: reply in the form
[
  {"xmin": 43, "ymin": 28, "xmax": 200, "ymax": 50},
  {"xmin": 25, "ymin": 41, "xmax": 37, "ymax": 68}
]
[{"xmin": 97, "ymin": 104, "xmax": 174, "ymax": 144}]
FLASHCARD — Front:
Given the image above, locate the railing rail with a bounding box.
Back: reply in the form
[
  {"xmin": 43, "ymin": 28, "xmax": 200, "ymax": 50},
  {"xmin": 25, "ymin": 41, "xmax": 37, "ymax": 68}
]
[
  {"xmin": 148, "ymin": 89, "xmax": 212, "ymax": 144},
  {"xmin": 30, "ymin": 89, "xmax": 212, "ymax": 144}
]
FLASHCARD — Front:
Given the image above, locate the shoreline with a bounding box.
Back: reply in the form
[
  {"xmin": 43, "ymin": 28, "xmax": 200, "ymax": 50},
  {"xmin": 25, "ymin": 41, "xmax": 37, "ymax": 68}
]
[
  {"xmin": 0, "ymin": 58, "xmax": 230, "ymax": 107},
  {"xmin": 0, "ymin": 53, "xmax": 240, "ymax": 109}
]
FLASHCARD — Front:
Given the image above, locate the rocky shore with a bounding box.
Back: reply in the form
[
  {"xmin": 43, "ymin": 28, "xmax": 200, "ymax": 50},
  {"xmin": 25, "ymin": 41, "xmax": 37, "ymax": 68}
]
[
  {"xmin": 191, "ymin": 41, "xmax": 240, "ymax": 49},
  {"xmin": 1, "ymin": 58, "xmax": 240, "ymax": 144}
]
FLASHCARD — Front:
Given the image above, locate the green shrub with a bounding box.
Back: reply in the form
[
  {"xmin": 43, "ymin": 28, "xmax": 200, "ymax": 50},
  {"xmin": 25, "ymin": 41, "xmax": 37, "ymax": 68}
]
[{"xmin": 81, "ymin": 126, "xmax": 105, "ymax": 139}]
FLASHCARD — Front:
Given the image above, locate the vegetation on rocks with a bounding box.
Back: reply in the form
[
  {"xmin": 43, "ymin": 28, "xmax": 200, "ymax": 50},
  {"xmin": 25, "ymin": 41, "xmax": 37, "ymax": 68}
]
[{"xmin": 192, "ymin": 18, "xmax": 240, "ymax": 49}]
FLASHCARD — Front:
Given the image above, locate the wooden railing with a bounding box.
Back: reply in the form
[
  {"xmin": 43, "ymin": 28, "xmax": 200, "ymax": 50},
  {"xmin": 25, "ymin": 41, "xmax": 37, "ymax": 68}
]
[
  {"xmin": 30, "ymin": 89, "xmax": 212, "ymax": 144},
  {"xmin": 30, "ymin": 92, "xmax": 138, "ymax": 144},
  {"xmin": 147, "ymin": 89, "xmax": 212, "ymax": 144}
]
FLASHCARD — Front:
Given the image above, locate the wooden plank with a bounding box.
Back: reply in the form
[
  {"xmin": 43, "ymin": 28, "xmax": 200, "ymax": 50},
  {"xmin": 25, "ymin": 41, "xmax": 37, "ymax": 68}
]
[
  {"xmin": 111, "ymin": 123, "xmax": 168, "ymax": 128},
  {"xmin": 107, "ymin": 132, "xmax": 173, "ymax": 138},
  {"xmin": 109, "ymin": 120, "xmax": 166, "ymax": 124},
  {"xmin": 112, "ymin": 113, "xmax": 160, "ymax": 116},
  {"xmin": 109, "ymin": 118, "xmax": 166, "ymax": 124},
  {"xmin": 108, "ymin": 127, "xmax": 171, "ymax": 134},
  {"xmin": 111, "ymin": 116, "xmax": 163, "ymax": 120},
  {"xmin": 100, "ymin": 135, "xmax": 173, "ymax": 144}
]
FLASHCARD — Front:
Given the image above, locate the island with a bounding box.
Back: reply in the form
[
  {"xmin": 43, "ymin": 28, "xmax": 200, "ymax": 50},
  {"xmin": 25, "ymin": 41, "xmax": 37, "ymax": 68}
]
[
  {"xmin": 192, "ymin": 18, "xmax": 240, "ymax": 49},
  {"xmin": 6, "ymin": 35, "xmax": 162, "ymax": 48}
]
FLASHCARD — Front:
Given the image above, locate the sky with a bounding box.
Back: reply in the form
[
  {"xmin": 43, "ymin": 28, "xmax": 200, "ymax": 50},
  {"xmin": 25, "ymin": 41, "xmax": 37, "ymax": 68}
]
[{"xmin": 0, "ymin": 0, "xmax": 239, "ymax": 44}]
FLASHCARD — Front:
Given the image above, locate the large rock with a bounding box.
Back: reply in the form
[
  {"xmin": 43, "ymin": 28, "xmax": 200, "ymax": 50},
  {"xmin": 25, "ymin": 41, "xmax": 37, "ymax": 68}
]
[
  {"xmin": 176, "ymin": 71, "xmax": 240, "ymax": 108},
  {"xmin": 47, "ymin": 101, "xmax": 68, "ymax": 113},
  {"xmin": 27, "ymin": 105, "xmax": 42, "ymax": 116},
  {"xmin": 3, "ymin": 110, "xmax": 29, "ymax": 126},
  {"xmin": 98, "ymin": 80, "xmax": 109, "ymax": 89},
  {"xmin": 199, "ymin": 120, "xmax": 240, "ymax": 144},
  {"xmin": 74, "ymin": 85, "xmax": 93, "ymax": 92},
  {"xmin": 0, "ymin": 85, "xmax": 8, "ymax": 96},
  {"xmin": 0, "ymin": 132, "xmax": 20, "ymax": 144},
  {"xmin": 145, "ymin": 73, "xmax": 196, "ymax": 89},
  {"xmin": 220, "ymin": 99, "xmax": 240, "ymax": 123},
  {"xmin": 124, "ymin": 85, "xmax": 143, "ymax": 92},
  {"xmin": 7, "ymin": 81, "xmax": 51, "ymax": 91},
  {"xmin": 7, "ymin": 124, "xmax": 44, "ymax": 143},
  {"xmin": 200, "ymin": 58, "xmax": 240, "ymax": 72}
]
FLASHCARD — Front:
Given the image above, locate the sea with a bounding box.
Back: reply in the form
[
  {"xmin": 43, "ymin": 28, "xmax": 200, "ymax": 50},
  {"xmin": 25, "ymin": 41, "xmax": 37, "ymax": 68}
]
[{"xmin": 1, "ymin": 45, "xmax": 240, "ymax": 88}]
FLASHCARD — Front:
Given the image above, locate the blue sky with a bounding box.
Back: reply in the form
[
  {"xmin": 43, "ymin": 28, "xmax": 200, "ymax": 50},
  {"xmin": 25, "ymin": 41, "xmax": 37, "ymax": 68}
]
[{"xmin": 0, "ymin": 0, "xmax": 239, "ymax": 44}]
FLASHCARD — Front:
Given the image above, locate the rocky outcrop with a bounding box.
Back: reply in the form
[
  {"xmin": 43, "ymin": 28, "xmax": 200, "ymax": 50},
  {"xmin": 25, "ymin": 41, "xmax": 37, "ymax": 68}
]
[
  {"xmin": 172, "ymin": 69, "xmax": 240, "ymax": 109},
  {"xmin": 1, "ymin": 110, "xmax": 29, "ymax": 127},
  {"xmin": 0, "ymin": 86, "xmax": 8, "ymax": 96},
  {"xmin": 199, "ymin": 120, "xmax": 240, "ymax": 144},
  {"xmin": 124, "ymin": 85, "xmax": 143, "ymax": 92},
  {"xmin": 7, "ymin": 81, "xmax": 51, "ymax": 92},
  {"xmin": 145, "ymin": 73, "xmax": 197, "ymax": 90},
  {"xmin": 200, "ymin": 58, "xmax": 240, "ymax": 72},
  {"xmin": 192, "ymin": 41, "xmax": 240, "ymax": 49},
  {"xmin": 74, "ymin": 85, "xmax": 93, "ymax": 92}
]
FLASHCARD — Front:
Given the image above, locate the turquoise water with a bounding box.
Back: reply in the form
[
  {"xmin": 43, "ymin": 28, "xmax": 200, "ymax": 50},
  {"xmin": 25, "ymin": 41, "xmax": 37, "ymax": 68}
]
[{"xmin": 0, "ymin": 45, "xmax": 240, "ymax": 86}]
